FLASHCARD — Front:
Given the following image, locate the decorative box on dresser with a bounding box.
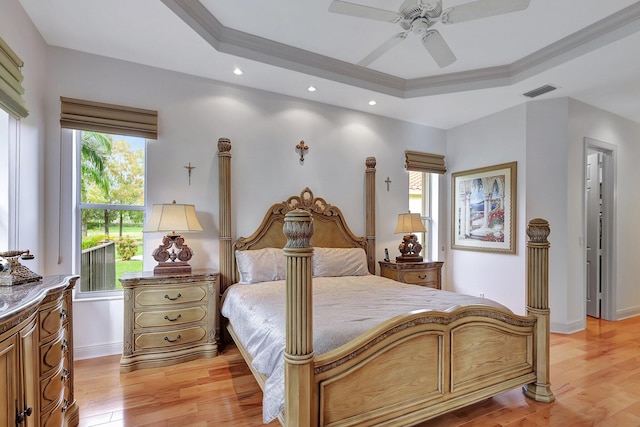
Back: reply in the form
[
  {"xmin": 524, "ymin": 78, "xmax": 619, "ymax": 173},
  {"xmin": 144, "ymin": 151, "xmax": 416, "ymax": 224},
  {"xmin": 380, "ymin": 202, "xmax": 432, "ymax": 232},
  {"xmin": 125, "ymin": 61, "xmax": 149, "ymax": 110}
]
[
  {"xmin": 0, "ymin": 275, "xmax": 79, "ymax": 427},
  {"xmin": 378, "ymin": 261, "xmax": 444, "ymax": 289},
  {"xmin": 119, "ymin": 269, "xmax": 219, "ymax": 372}
]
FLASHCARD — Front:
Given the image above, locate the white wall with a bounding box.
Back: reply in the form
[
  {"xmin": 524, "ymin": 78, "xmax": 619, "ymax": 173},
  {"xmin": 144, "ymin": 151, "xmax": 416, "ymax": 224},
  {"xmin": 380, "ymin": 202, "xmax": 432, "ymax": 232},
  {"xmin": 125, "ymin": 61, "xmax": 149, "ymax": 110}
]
[
  {"xmin": 40, "ymin": 47, "xmax": 446, "ymax": 358},
  {"xmin": 525, "ymin": 99, "xmax": 570, "ymax": 329},
  {"xmin": 7, "ymin": 0, "xmax": 640, "ymax": 358},
  {"xmin": 445, "ymin": 104, "xmax": 528, "ymax": 315},
  {"xmin": 568, "ymin": 99, "xmax": 640, "ymax": 322},
  {"xmin": 447, "ymin": 98, "xmax": 640, "ymax": 332},
  {"xmin": 0, "ymin": 0, "xmax": 48, "ymax": 270}
]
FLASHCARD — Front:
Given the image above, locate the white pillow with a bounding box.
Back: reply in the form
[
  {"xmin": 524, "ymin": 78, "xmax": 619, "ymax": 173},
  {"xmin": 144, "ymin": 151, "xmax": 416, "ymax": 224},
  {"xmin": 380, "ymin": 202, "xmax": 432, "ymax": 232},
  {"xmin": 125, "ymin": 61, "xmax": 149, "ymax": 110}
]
[
  {"xmin": 313, "ymin": 247, "xmax": 369, "ymax": 277},
  {"xmin": 235, "ymin": 248, "xmax": 286, "ymax": 284}
]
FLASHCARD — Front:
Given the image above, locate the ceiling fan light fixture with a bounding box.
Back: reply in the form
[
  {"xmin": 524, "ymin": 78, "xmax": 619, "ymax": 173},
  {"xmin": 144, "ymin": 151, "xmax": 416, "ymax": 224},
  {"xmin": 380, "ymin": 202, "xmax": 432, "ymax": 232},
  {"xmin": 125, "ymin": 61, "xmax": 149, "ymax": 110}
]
[{"xmin": 330, "ymin": 0, "xmax": 532, "ymax": 69}]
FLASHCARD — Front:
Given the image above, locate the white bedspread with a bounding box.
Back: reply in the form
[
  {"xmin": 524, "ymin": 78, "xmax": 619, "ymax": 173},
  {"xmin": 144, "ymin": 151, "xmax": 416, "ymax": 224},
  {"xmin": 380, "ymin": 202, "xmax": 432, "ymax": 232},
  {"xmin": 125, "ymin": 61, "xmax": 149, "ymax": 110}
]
[{"xmin": 220, "ymin": 275, "xmax": 510, "ymax": 423}]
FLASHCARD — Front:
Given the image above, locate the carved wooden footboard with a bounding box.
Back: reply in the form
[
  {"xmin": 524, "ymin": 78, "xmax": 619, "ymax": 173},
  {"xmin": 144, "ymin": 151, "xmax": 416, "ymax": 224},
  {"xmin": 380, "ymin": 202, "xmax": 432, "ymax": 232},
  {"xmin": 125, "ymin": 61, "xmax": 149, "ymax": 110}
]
[
  {"xmin": 283, "ymin": 211, "xmax": 553, "ymax": 427},
  {"xmin": 313, "ymin": 309, "xmax": 536, "ymax": 426}
]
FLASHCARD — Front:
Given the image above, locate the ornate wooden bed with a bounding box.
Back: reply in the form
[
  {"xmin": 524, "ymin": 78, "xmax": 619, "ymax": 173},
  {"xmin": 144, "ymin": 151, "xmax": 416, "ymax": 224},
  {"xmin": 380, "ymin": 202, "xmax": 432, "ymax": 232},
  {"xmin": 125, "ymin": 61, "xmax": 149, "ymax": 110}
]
[{"xmin": 216, "ymin": 138, "xmax": 554, "ymax": 426}]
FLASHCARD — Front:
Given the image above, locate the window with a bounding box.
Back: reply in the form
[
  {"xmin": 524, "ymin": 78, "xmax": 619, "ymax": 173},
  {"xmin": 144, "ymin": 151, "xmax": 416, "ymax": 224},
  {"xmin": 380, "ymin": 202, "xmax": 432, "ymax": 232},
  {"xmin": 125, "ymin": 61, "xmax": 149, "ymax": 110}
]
[
  {"xmin": 0, "ymin": 109, "xmax": 9, "ymax": 249},
  {"xmin": 405, "ymin": 150, "xmax": 444, "ymax": 261},
  {"xmin": 75, "ymin": 130, "xmax": 146, "ymax": 294},
  {"xmin": 408, "ymin": 171, "xmax": 437, "ymax": 261}
]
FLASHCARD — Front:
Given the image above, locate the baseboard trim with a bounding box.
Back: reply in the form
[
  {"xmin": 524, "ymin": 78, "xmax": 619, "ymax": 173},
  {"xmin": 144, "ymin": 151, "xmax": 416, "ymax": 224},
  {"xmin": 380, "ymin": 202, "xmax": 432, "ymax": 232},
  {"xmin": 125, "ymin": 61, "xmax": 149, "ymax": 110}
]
[
  {"xmin": 616, "ymin": 306, "xmax": 640, "ymax": 320},
  {"xmin": 74, "ymin": 342, "xmax": 122, "ymax": 360},
  {"xmin": 550, "ymin": 319, "xmax": 585, "ymax": 334}
]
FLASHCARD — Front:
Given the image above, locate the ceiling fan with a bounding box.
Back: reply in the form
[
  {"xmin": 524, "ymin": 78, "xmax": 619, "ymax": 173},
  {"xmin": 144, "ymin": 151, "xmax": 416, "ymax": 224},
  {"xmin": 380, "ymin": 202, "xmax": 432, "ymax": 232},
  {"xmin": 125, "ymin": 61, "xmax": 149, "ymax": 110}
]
[{"xmin": 328, "ymin": 0, "xmax": 531, "ymax": 68}]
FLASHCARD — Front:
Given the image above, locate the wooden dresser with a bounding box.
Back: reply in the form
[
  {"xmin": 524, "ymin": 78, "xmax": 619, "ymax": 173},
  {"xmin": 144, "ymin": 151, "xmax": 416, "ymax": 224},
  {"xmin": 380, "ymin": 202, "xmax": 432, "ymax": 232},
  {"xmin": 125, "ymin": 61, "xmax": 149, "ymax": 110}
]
[
  {"xmin": 119, "ymin": 269, "xmax": 219, "ymax": 372},
  {"xmin": 0, "ymin": 275, "xmax": 79, "ymax": 427},
  {"xmin": 378, "ymin": 261, "xmax": 444, "ymax": 289}
]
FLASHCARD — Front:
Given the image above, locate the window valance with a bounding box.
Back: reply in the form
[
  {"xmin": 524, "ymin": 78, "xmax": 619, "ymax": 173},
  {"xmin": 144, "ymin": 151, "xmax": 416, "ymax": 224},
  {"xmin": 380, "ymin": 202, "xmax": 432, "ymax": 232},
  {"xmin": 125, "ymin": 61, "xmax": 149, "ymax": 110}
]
[
  {"xmin": 60, "ymin": 97, "xmax": 157, "ymax": 139},
  {"xmin": 405, "ymin": 150, "xmax": 446, "ymax": 174},
  {"xmin": 0, "ymin": 37, "xmax": 28, "ymax": 118}
]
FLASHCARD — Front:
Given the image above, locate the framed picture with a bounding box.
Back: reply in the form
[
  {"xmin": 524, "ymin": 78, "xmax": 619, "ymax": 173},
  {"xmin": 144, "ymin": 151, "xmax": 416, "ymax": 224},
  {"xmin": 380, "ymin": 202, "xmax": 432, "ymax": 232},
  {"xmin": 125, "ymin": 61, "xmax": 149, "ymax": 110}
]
[{"xmin": 451, "ymin": 161, "xmax": 517, "ymax": 253}]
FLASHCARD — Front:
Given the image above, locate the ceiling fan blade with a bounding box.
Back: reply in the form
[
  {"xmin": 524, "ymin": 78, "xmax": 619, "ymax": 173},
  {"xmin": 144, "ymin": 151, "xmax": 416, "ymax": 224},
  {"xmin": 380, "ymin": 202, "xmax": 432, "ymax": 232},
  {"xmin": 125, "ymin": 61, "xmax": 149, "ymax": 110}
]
[
  {"xmin": 442, "ymin": 0, "xmax": 530, "ymax": 24},
  {"xmin": 329, "ymin": 0, "xmax": 402, "ymax": 23},
  {"xmin": 358, "ymin": 32, "xmax": 407, "ymax": 67},
  {"xmin": 422, "ymin": 30, "xmax": 456, "ymax": 68}
]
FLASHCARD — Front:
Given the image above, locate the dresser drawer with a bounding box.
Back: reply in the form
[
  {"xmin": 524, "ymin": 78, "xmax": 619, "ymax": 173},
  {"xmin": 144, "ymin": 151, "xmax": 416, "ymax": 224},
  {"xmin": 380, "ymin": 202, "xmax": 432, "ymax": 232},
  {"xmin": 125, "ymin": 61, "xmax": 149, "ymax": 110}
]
[
  {"xmin": 39, "ymin": 300, "xmax": 64, "ymax": 341},
  {"xmin": 41, "ymin": 396, "xmax": 65, "ymax": 427},
  {"xmin": 40, "ymin": 363, "xmax": 66, "ymax": 412},
  {"xmin": 135, "ymin": 285, "xmax": 208, "ymax": 307},
  {"xmin": 135, "ymin": 306, "xmax": 207, "ymax": 328},
  {"xmin": 40, "ymin": 330, "xmax": 66, "ymax": 375},
  {"xmin": 134, "ymin": 325, "xmax": 208, "ymax": 350}
]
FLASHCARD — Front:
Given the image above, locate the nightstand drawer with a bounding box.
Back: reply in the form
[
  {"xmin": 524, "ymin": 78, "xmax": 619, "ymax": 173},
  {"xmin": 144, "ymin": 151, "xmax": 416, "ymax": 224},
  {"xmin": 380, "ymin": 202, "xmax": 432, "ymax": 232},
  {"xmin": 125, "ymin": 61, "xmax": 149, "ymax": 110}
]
[
  {"xmin": 135, "ymin": 285, "xmax": 208, "ymax": 307},
  {"xmin": 403, "ymin": 269, "xmax": 438, "ymax": 285},
  {"xmin": 135, "ymin": 306, "xmax": 207, "ymax": 328},
  {"xmin": 134, "ymin": 325, "xmax": 208, "ymax": 350},
  {"xmin": 379, "ymin": 261, "xmax": 443, "ymax": 290}
]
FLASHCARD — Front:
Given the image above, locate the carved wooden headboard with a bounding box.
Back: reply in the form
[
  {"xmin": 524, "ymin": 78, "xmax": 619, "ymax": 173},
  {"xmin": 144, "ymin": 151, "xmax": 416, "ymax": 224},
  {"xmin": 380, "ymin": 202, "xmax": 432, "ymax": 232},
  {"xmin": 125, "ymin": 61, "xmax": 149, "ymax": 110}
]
[
  {"xmin": 232, "ymin": 188, "xmax": 368, "ymax": 284},
  {"xmin": 217, "ymin": 138, "xmax": 376, "ymax": 293}
]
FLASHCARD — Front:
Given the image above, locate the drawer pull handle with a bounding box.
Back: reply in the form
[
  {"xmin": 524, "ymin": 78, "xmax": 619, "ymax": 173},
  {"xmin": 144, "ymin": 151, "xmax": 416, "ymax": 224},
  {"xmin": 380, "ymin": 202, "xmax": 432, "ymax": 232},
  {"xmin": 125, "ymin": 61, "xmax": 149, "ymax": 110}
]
[
  {"xmin": 164, "ymin": 334, "xmax": 181, "ymax": 343},
  {"xmin": 164, "ymin": 314, "xmax": 182, "ymax": 322},
  {"xmin": 15, "ymin": 404, "xmax": 33, "ymax": 424},
  {"xmin": 164, "ymin": 293, "xmax": 182, "ymax": 301},
  {"xmin": 60, "ymin": 309, "xmax": 67, "ymax": 320},
  {"xmin": 61, "ymin": 368, "xmax": 69, "ymax": 382},
  {"xmin": 61, "ymin": 339, "xmax": 68, "ymax": 352},
  {"xmin": 61, "ymin": 399, "xmax": 68, "ymax": 413},
  {"xmin": 418, "ymin": 275, "xmax": 427, "ymax": 279}
]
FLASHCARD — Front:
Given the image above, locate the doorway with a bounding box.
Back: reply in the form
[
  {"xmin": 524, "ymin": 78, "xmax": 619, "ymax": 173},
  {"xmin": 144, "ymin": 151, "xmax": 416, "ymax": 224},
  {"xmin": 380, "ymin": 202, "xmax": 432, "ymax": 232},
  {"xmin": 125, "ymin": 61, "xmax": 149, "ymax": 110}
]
[{"xmin": 584, "ymin": 138, "xmax": 616, "ymax": 321}]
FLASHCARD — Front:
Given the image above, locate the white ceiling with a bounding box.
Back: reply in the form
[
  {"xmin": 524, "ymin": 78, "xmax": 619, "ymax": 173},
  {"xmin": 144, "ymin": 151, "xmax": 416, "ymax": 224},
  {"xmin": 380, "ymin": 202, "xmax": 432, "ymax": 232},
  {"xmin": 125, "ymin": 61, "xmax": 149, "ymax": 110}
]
[{"xmin": 18, "ymin": 0, "xmax": 640, "ymax": 129}]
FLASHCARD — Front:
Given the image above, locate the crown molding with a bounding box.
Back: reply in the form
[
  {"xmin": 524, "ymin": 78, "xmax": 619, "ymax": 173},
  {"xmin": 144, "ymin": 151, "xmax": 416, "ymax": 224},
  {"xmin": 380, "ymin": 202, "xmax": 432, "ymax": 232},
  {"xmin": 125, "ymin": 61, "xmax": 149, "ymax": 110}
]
[{"xmin": 162, "ymin": 0, "xmax": 640, "ymax": 98}]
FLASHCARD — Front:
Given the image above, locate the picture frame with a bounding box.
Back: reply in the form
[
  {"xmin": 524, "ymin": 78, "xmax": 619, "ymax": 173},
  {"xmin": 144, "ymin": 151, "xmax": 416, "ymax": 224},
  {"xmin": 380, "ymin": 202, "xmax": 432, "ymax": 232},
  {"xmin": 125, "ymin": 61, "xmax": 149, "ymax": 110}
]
[{"xmin": 451, "ymin": 161, "xmax": 517, "ymax": 254}]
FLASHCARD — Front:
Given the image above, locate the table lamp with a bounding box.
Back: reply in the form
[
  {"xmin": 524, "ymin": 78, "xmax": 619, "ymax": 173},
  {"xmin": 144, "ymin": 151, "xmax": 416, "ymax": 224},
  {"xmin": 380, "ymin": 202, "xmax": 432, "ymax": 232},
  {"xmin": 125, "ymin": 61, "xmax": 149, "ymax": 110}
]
[
  {"xmin": 394, "ymin": 212, "xmax": 425, "ymax": 262},
  {"xmin": 143, "ymin": 201, "xmax": 203, "ymax": 274}
]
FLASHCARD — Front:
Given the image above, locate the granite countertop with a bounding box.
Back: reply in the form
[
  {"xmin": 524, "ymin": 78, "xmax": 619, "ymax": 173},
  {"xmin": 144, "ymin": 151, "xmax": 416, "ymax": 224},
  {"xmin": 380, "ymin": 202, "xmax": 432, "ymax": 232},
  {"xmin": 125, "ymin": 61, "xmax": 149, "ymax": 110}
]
[
  {"xmin": 119, "ymin": 269, "xmax": 218, "ymax": 282},
  {"xmin": 0, "ymin": 275, "xmax": 79, "ymax": 322}
]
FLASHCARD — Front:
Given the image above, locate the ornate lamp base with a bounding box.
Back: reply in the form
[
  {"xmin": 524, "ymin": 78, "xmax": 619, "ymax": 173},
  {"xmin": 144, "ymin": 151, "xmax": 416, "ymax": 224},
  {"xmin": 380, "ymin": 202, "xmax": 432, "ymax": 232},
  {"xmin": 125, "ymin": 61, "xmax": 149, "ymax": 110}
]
[
  {"xmin": 397, "ymin": 233, "xmax": 423, "ymax": 263},
  {"xmin": 153, "ymin": 261, "xmax": 192, "ymax": 275},
  {"xmin": 151, "ymin": 233, "xmax": 194, "ymax": 275},
  {"xmin": 395, "ymin": 254, "xmax": 424, "ymax": 263}
]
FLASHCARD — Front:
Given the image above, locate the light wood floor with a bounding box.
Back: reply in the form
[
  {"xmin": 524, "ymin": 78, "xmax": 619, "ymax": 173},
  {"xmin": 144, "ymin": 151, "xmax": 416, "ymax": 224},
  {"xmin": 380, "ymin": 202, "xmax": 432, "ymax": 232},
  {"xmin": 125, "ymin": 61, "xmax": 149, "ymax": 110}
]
[{"xmin": 75, "ymin": 316, "xmax": 640, "ymax": 426}]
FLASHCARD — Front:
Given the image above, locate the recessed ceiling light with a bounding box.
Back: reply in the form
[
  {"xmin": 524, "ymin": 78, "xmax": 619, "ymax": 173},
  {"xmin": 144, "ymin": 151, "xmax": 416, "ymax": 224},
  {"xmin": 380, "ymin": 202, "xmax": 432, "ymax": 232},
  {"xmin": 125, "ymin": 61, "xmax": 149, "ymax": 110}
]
[
  {"xmin": 307, "ymin": 86, "xmax": 317, "ymax": 92},
  {"xmin": 233, "ymin": 67, "xmax": 243, "ymax": 76},
  {"xmin": 368, "ymin": 100, "xmax": 377, "ymax": 106}
]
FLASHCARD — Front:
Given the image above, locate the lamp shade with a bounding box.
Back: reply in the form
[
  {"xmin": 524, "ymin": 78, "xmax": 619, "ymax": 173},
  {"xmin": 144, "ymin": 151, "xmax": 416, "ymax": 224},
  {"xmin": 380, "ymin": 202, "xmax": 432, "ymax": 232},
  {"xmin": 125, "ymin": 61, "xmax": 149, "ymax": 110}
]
[
  {"xmin": 143, "ymin": 201, "xmax": 203, "ymax": 234},
  {"xmin": 394, "ymin": 213, "xmax": 425, "ymax": 234}
]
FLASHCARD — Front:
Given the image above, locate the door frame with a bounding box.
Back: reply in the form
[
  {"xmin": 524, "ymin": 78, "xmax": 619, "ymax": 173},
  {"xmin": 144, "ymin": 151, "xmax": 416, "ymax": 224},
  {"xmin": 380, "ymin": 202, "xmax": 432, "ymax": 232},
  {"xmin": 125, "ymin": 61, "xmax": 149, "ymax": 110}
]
[{"xmin": 583, "ymin": 137, "xmax": 617, "ymax": 321}]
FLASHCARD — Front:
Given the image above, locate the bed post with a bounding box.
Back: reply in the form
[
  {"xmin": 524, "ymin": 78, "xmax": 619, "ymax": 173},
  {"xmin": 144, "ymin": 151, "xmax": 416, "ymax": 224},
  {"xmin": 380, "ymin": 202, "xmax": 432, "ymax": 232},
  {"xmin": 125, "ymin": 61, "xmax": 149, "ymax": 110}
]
[
  {"xmin": 218, "ymin": 138, "xmax": 232, "ymax": 294},
  {"xmin": 524, "ymin": 218, "xmax": 555, "ymax": 403},
  {"xmin": 365, "ymin": 157, "xmax": 376, "ymax": 274},
  {"xmin": 283, "ymin": 209, "xmax": 315, "ymax": 426}
]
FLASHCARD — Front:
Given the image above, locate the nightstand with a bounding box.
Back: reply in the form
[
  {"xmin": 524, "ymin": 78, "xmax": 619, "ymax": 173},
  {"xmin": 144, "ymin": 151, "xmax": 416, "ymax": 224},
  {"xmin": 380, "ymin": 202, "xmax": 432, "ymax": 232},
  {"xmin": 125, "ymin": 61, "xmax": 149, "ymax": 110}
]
[
  {"xmin": 120, "ymin": 269, "xmax": 219, "ymax": 372},
  {"xmin": 379, "ymin": 261, "xmax": 444, "ymax": 289}
]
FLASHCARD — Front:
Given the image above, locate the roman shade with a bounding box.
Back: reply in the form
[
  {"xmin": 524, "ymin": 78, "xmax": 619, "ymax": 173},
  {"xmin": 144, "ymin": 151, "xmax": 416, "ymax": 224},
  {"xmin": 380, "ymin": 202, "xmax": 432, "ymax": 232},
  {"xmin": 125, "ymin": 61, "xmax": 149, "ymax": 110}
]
[
  {"xmin": 0, "ymin": 36, "xmax": 28, "ymax": 118},
  {"xmin": 405, "ymin": 150, "xmax": 446, "ymax": 174},
  {"xmin": 60, "ymin": 97, "xmax": 158, "ymax": 139}
]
